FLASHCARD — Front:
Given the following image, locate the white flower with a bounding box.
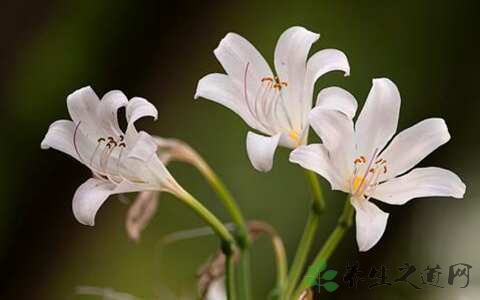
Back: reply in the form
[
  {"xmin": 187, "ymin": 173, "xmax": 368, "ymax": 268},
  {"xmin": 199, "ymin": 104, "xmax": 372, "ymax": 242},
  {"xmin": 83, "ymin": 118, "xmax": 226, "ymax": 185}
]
[
  {"xmin": 195, "ymin": 26, "xmax": 350, "ymax": 171},
  {"xmin": 41, "ymin": 86, "xmax": 180, "ymax": 226},
  {"xmin": 290, "ymin": 78, "xmax": 466, "ymax": 251}
]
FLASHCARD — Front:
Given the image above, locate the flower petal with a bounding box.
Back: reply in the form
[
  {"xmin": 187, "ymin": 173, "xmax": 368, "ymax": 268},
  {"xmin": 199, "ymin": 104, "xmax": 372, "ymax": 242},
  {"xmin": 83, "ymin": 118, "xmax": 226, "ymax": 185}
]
[
  {"xmin": 315, "ymin": 87, "xmax": 358, "ymax": 119},
  {"xmin": 303, "ymin": 49, "xmax": 350, "ymax": 118},
  {"xmin": 274, "ymin": 26, "xmax": 319, "ymax": 84},
  {"xmin": 371, "ymin": 167, "xmax": 466, "ymax": 205},
  {"xmin": 72, "ymin": 178, "xmax": 140, "ymax": 226},
  {"xmin": 195, "ymin": 73, "xmax": 259, "ymax": 130},
  {"xmin": 352, "ymin": 199, "xmax": 389, "ymax": 252},
  {"xmin": 289, "ymin": 144, "xmax": 344, "ymax": 191},
  {"xmin": 355, "ymin": 78, "xmax": 401, "ymax": 159},
  {"xmin": 246, "ymin": 132, "xmax": 281, "ymax": 172},
  {"xmin": 126, "ymin": 131, "xmax": 158, "ymax": 162},
  {"xmin": 213, "ymin": 32, "xmax": 272, "ymax": 88},
  {"xmin": 274, "ymin": 26, "xmax": 319, "ymax": 127},
  {"xmin": 126, "ymin": 97, "xmax": 158, "ymax": 126},
  {"xmin": 98, "ymin": 90, "xmax": 129, "ymax": 136},
  {"xmin": 308, "ymin": 107, "xmax": 355, "ymax": 180},
  {"xmin": 379, "ymin": 118, "xmax": 450, "ymax": 179},
  {"xmin": 67, "ymin": 86, "xmax": 100, "ymax": 126},
  {"xmin": 305, "ymin": 48, "xmax": 350, "ymax": 83},
  {"xmin": 41, "ymin": 120, "xmax": 77, "ymax": 159}
]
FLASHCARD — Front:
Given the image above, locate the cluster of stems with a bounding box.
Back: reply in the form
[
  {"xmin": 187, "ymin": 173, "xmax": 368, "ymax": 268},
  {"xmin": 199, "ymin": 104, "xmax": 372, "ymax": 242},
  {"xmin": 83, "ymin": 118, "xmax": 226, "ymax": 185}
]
[{"xmin": 172, "ymin": 148, "xmax": 354, "ymax": 300}]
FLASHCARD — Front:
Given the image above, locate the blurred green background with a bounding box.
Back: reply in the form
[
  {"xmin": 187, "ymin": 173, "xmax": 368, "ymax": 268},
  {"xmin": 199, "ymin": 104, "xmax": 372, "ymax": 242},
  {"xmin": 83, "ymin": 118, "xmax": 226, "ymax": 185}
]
[{"xmin": 0, "ymin": 0, "xmax": 479, "ymax": 299}]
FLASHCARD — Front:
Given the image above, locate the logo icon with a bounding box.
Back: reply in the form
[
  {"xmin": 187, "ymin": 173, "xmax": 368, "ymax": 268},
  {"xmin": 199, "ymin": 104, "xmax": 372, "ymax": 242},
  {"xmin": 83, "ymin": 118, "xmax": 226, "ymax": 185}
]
[{"xmin": 304, "ymin": 258, "xmax": 339, "ymax": 293}]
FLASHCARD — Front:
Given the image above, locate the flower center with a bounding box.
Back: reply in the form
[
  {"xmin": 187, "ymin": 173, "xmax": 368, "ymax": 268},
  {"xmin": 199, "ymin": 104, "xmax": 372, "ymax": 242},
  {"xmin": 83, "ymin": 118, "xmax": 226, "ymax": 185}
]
[
  {"xmin": 73, "ymin": 121, "xmax": 134, "ymax": 184},
  {"xmin": 243, "ymin": 63, "xmax": 293, "ymax": 134},
  {"xmin": 350, "ymin": 149, "xmax": 388, "ymax": 199},
  {"xmin": 289, "ymin": 129, "xmax": 299, "ymax": 142}
]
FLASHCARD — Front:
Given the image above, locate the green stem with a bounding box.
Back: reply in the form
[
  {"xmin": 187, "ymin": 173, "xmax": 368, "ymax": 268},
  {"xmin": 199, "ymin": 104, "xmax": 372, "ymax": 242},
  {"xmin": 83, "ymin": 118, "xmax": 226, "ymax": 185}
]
[
  {"xmin": 192, "ymin": 153, "xmax": 249, "ymax": 248},
  {"xmin": 193, "ymin": 158, "xmax": 251, "ymax": 299},
  {"xmin": 304, "ymin": 170, "xmax": 325, "ymax": 213},
  {"xmin": 238, "ymin": 249, "xmax": 252, "ymax": 299},
  {"xmin": 292, "ymin": 197, "xmax": 354, "ymax": 298},
  {"xmin": 226, "ymin": 250, "xmax": 237, "ymax": 300},
  {"xmin": 173, "ymin": 188, "xmax": 237, "ymax": 300},
  {"xmin": 282, "ymin": 171, "xmax": 325, "ymax": 300}
]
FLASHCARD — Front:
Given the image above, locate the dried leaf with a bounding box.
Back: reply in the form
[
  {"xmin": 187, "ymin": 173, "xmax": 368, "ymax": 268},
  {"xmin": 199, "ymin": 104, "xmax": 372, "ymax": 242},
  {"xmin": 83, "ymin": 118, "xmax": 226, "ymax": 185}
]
[{"xmin": 125, "ymin": 191, "xmax": 158, "ymax": 242}]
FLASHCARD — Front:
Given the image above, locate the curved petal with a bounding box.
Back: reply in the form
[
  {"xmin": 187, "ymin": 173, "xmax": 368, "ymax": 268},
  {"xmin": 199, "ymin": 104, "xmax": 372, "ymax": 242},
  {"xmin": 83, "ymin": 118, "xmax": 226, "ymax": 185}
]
[
  {"xmin": 371, "ymin": 167, "xmax": 466, "ymax": 205},
  {"xmin": 352, "ymin": 199, "xmax": 389, "ymax": 252},
  {"xmin": 274, "ymin": 26, "xmax": 319, "ymax": 128},
  {"xmin": 67, "ymin": 86, "xmax": 100, "ymax": 126},
  {"xmin": 126, "ymin": 97, "xmax": 158, "ymax": 125},
  {"xmin": 41, "ymin": 120, "xmax": 77, "ymax": 159},
  {"xmin": 213, "ymin": 32, "xmax": 272, "ymax": 89},
  {"xmin": 195, "ymin": 73, "xmax": 259, "ymax": 130},
  {"xmin": 379, "ymin": 118, "xmax": 450, "ymax": 179},
  {"xmin": 355, "ymin": 78, "xmax": 401, "ymax": 159},
  {"xmin": 303, "ymin": 49, "xmax": 350, "ymax": 117},
  {"xmin": 72, "ymin": 178, "xmax": 141, "ymax": 226},
  {"xmin": 289, "ymin": 144, "xmax": 345, "ymax": 191},
  {"xmin": 315, "ymin": 87, "xmax": 358, "ymax": 119},
  {"xmin": 274, "ymin": 26, "xmax": 319, "ymax": 83},
  {"xmin": 308, "ymin": 107, "xmax": 355, "ymax": 179},
  {"xmin": 98, "ymin": 90, "xmax": 129, "ymax": 136},
  {"xmin": 305, "ymin": 48, "xmax": 350, "ymax": 83},
  {"xmin": 246, "ymin": 132, "xmax": 281, "ymax": 172}
]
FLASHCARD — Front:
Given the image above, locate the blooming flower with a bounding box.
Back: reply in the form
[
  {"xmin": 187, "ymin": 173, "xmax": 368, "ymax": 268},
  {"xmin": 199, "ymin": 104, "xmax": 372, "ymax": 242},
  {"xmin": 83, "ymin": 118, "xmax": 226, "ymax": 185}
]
[
  {"xmin": 195, "ymin": 26, "xmax": 350, "ymax": 171},
  {"xmin": 41, "ymin": 86, "xmax": 181, "ymax": 226},
  {"xmin": 290, "ymin": 78, "xmax": 466, "ymax": 251}
]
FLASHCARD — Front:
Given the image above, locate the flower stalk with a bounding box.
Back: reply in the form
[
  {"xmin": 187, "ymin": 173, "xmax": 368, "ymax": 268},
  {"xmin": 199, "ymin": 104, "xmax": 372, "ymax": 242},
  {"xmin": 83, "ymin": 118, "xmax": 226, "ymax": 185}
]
[
  {"xmin": 155, "ymin": 137, "xmax": 251, "ymax": 299},
  {"xmin": 282, "ymin": 171, "xmax": 325, "ymax": 300},
  {"xmin": 200, "ymin": 164, "xmax": 251, "ymax": 300},
  {"xmin": 292, "ymin": 197, "xmax": 354, "ymax": 299},
  {"xmin": 173, "ymin": 187, "xmax": 237, "ymax": 300}
]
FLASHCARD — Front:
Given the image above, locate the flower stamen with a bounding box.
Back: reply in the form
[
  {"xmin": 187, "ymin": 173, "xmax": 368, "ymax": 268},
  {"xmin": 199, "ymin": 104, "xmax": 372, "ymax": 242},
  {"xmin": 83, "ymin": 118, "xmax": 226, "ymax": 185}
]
[
  {"xmin": 243, "ymin": 63, "xmax": 296, "ymax": 135},
  {"xmin": 350, "ymin": 148, "xmax": 388, "ymax": 199}
]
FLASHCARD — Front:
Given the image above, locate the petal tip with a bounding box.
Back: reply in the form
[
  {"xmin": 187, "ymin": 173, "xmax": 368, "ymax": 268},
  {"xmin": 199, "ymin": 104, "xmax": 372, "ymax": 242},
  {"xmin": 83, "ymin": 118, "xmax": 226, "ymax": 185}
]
[
  {"xmin": 72, "ymin": 206, "xmax": 95, "ymax": 226},
  {"xmin": 246, "ymin": 132, "xmax": 280, "ymax": 172},
  {"xmin": 40, "ymin": 139, "xmax": 50, "ymax": 150}
]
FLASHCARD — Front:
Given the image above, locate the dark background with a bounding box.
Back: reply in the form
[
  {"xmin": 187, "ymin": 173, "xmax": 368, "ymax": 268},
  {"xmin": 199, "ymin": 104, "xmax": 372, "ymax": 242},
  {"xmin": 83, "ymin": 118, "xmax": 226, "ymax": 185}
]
[{"xmin": 0, "ymin": 1, "xmax": 479, "ymax": 299}]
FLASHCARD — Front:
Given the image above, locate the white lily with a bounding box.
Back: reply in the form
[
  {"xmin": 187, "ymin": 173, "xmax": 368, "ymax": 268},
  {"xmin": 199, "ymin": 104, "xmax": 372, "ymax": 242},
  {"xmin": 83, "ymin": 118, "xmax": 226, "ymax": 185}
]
[
  {"xmin": 41, "ymin": 86, "xmax": 182, "ymax": 226},
  {"xmin": 195, "ymin": 26, "xmax": 350, "ymax": 171},
  {"xmin": 290, "ymin": 78, "xmax": 466, "ymax": 251}
]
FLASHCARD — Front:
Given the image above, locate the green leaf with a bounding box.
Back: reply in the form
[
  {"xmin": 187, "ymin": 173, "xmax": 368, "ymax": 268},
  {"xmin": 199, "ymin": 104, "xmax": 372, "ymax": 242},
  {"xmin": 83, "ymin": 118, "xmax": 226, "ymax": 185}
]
[
  {"xmin": 304, "ymin": 276, "xmax": 318, "ymax": 287},
  {"xmin": 316, "ymin": 258, "xmax": 327, "ymax": 273},
  {"xmin": 322, "ymin": 270, "xmax": 338, "ymax": 280},
  {"xmin": 323, "ymin": 281, "xmax": 339, "ymax": 292},
  {"xmin": 307, "ymin": 266, "xmax": 318, "ymax": 277}
]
